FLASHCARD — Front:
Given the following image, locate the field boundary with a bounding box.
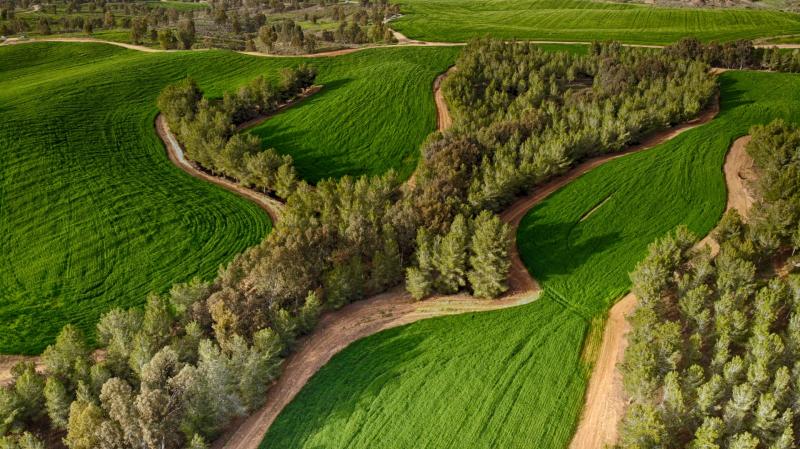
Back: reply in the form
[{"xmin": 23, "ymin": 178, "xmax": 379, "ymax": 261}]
[
  {"xmin": 568, "ymin": 135, "xmax": 758, "ymax": 449},
  {"xmin": 3, "ymin": 35, "xmax": 799, "ymax": 60}
]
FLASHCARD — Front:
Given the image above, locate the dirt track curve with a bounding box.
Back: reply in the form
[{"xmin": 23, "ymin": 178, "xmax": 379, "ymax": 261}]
[
  {"xmin": 568, "ymin": 134, "xmax": 757, "ymax": 449},
  {"xmin": 4, "ymin": 35, "xmax": 799, "ymax": 59},
  {"xmin": 156, "ymin": 116, "xmax": 285, "ymax": 223}
]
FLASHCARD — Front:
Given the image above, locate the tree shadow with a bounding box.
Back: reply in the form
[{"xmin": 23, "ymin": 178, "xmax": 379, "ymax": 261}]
[{"xmin": 517, "ymin": 218, "xmax": 622, "ymax": 284}]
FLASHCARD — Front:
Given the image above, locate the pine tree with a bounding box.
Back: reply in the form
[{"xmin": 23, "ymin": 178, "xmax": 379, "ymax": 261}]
[
  {"xmin": 690, "ymin": 417, "xmax": 724, "ymax": 449},
  {"xmin": 406, "ymin": 229, "xmax": 435, "ymax": 300},
  {"xmin": 44, "ymin": 377, "xmax": 71, "ymax": 430},
  {"xmin": 467, "ymin": 211, "xmax": 511, "ymax": 299},
  {"xmin": 433, "ymin": 214, "xmax": 469, "ymax": 294}
]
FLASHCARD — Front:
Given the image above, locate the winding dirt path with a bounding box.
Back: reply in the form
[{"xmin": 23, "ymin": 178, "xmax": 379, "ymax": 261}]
[
  {"xmin": 156, "ymin": 116, "xmax": 284, "ymax": 223},
  {"xmin": 434, "ymin": 67, "xmax": 454, "ymax": 131},
  {"xmin": 568, "ymin": 134, "xmax": 757, "ymax": 449},
  {"xmin": 213, "ymin": 95, "xmax": 722, "ymax": 449},
  {"xmin": 501, "ymin": 98, "xmax": 721, "ymax": 297},
  {"xmin": 3, "ymin": 34, "xmax": 799, "ymax": 59}
]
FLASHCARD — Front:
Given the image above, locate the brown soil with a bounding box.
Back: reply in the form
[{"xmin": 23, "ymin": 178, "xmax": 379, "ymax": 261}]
[
  {"xmin": 434, "ymin": 67, "xmax": 455, "ymax": 131},
  {"xmin": 569, "ymin": 134, "xmax": 757, "ymax": 449},
  {"xmin": 156, "ymin": 115, "xmax": 285, "ymax": 223}
]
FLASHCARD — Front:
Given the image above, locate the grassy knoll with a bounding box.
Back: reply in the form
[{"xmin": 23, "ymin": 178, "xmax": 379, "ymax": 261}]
[
  {"xmin": 0, "ymin": 42, "xmax": 455, "ymax": 354},
  {"xmin": 391, "ymin": 0, "xmax": 800, "ymax": 44},
  {"xmin": 259, "ymin": 71, "xmax": 800, "ymax": 449}
]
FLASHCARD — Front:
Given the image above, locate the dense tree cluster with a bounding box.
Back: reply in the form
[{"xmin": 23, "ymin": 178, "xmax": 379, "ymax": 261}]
[
  {"xmin": 399, "ymin": 39, "xmax": 717, "ymax": 298},
  {"xmin": 617, "ymin": 120, "xmax": 800, "ymax": 449},
  {"xmin": 158, "ymin": 65, "xmax": 317, "ymax": 197},
  {"xmin": 666, "ymin": 37, "xmax": 800, "ymax": 72}
]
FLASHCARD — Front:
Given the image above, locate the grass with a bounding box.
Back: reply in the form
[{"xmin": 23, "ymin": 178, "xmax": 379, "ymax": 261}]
[
  {"xmin": 391, "ymin": 0, "xmax": 800, "ymax": 44},
  {"xmin": 0, "ymin": 42, "xmax": 456, "ymax": 354},
  {"xmin": 247, "ymin": 47, "xmax": 459, "ymax": 182},
  {"xmin": 259, "ymin": 71, "xmax": 800, "ymax": 449},
  {"xmin": 143, "ymin": 0, "xmax": 210, "ymax": 11}
]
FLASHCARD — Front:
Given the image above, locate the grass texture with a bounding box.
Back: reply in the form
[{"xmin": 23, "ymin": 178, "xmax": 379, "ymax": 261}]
[
  {"xmin": 247, "ymin": 48, "xmax": 458, "ymax": 182},
  {"xmin": 0, "ymin": 42, "xmax": 455, "ymax": 354},
  {"xmin": 258, "ymin": 71, "xmax": 800, "ymax": 449},
  {"xmin": 391, "ymin": 0, "xmax": 800, "ymax": 44}
]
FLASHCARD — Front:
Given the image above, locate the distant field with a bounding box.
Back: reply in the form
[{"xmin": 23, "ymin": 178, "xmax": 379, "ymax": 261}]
[
  {"xmin": 391, "ymin": 0, "xmax": 800, "ymax": 44},
  {"xmin": 259, "ymin": 71, "xmax": 800, "ymax": 449},
  {"xmin": 0, "ymin": 42, "xmax": 455, "ymax": 354}
]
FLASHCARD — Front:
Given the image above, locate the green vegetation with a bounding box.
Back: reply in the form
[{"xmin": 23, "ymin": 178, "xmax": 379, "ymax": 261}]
[
  {"xmin": 0, "ymin": 42, "xmax": 456, "ymax": 355},
  {"xmin": 617, "ymin": 121, "xmax": 800, "ymax": 448},
  {"xmin": 248, "ymin": 47, "xmax": 458, "ymax": 182},
  {"xmin": 391, "ymin": 0, "xmax": 800, "ymax": 44},
  {"xmin": 257, "ymin": 72, "xmax": 800, "ymax": 449}
]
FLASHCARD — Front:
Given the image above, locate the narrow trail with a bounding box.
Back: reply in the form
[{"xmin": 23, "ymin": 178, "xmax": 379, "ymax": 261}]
[
  {"xmin": 156, "ymin": 115, "xmax": 285, "ymax": 223},
  {"xmin": 3, "ymin": 35, "xmax": 798, "ymax": 60},
  {"xmin": 568, "ymin": 134, "xmax": 757, "ymax": 449}
]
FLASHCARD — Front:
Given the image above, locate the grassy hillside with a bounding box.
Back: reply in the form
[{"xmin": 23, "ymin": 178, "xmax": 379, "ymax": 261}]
[
  {"xmin": 248, "ymin": 47, "xmax": 458, "ymax": 182},
  {"xmin": 391, "ymin": 0, "xmax": 800, "ymax": 44},
  {"xmin": 0, "ymin": 42, "xmax": 456, "ymax": 354},
  {"xmin": 259, "ymin": 71, "xmax": 800, "ymax": 449}
]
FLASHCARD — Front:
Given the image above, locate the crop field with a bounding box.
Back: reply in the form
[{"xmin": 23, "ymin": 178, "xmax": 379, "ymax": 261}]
[
  {"xmin": 0, "ymin": 42, "xmax": 455, "ymax": 354},
  {"xmin": 391, "ymin": 0, "xmax": 800, "ymax": 44},
  {"xmin": 259, "ymin": 71, "xmax": 800, "ymax": 449},
  {"xmin": 247, "ymin": 47, "xmax": 458, "ymax": 182}
]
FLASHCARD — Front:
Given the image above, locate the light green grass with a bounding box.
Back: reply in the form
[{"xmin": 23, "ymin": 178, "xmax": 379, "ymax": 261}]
[
  {"xmin": 391, "ymin": 0, "xmax": 800, "ymax": 44},
  {"xmin": 258, "ymin": 71, "xmax": 800, "ymax": 449},
  {"xmin": 144, "ymin": 0, "xmax": 210, "ymax": 11},
  {"xmin": 247, "ymin": 47, "xmax": 460, "ymax": 182},
  {"xmin": 0, "ymin": 42, "xmax": 456, "ymax": 354}
]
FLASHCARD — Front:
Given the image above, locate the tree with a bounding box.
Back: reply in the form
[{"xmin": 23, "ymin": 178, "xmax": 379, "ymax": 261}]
[
  {"xmin": 130, "ymin": 17, "xmax": 148, "ymax": 44},
  {"xmin": 82, "ymin": 20, "xmax": 93, "ymax": 35},
  {"xmin": 64, "ymin": 400, "xmax": 104, "ymax": 449},
  {"xmin": 12, "ymin": 363, "xmax": 45, "ymax": 423},
  {"xmin": 467, "ymin": 211, "xmax": 511, "ymax": 298},
  {"xmin": 42, "ymin": 324, "xmax": 90, "ymax": 389},
  {"xmin": 433, "ymin": 214, "xmax": 469, "ymax": 294},
  {"xmin": 158, "ymin": 29, "xmax": 177, "ymax": 50},
  {"xmin": 99, "ymin": 377, "xmax": 141, "ymax": 446},
  {"xmin": 44, "ymin": 377, "xmax": 71, "ymax": 430},
  {"xmin": 103, "ymin": 11, "xmax": 115, "ymax": 28},
  {"xmin": 406, "ymin": 229, "xmax": 435, "ymax": 300},
  {"xmin": 177, "ymin": 18, "xmax": 196, "ymax": 50}
]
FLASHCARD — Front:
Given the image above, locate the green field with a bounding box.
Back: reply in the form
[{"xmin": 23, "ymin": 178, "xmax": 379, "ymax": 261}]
[
  {"xmin": 259, "ymin": 71, "xmax": 800, "ymax": 449},
  {"xmin": 247, "ymin": 48, "xmax": 458, "ymax": 182},
  {"xmin": 391, "ymin": 0, "xmax": 800, "ymax": 44},
  {"xmin": 0, "ymin": 42, "xmax": 456, "ymax": 354}
]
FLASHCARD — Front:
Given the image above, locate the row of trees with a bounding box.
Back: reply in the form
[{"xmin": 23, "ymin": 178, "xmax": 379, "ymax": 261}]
[
  {"xmin": 616, "ymin": 120, "xmax": 800, "ymax": 449},
  {"xmin": 406, "ymin": 212, "xmax": 512, "ymax": 299},
  {"xmin": 158, "ymin": 65, "xmax": 316, "ymax": 197},
  {"xmin": 666, "ymin": 37, "xmax": 800, "ymax": 73}
]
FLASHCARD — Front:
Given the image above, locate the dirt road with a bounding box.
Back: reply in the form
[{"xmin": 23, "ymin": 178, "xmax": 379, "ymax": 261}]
[
  {"xmin": 434, "ymin": 68, "xmax": 455, "ymax": 131},
  {"xmin": 156, "ymin": 115, "xmax": 285, "ymax": 223},
  {"xmin": 568, "ymin": 134, "xmax": 757, "ymax": 449}
]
